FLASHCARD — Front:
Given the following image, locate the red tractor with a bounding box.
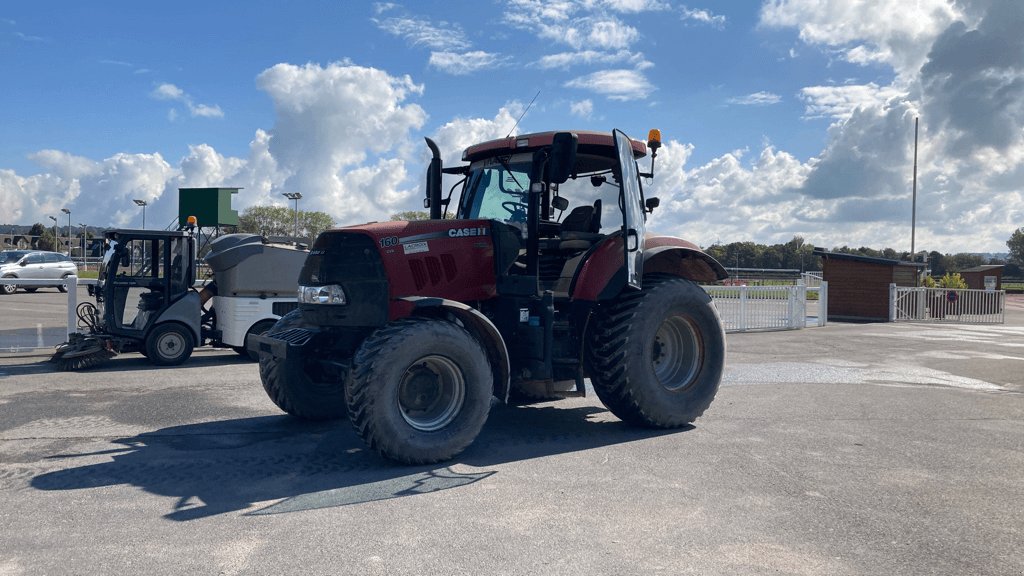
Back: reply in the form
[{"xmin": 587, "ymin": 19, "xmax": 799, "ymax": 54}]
[{"xmin": 251, "ymin": 129, "xmax": 728, "ymax": 464}]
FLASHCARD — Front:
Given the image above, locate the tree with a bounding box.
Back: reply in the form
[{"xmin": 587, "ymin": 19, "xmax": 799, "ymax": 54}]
[
  {"xmin": 928, "ymin": 251, "xmax": 946, "ymax": 277},
  {"xmin": 238, "ymin": 206, "xmax": 335, "ymax": 240},
  {"xmin": 390, "ymin": 211, "xmax": 455, "ymax": 221},
  {"xmin": 946, "ymin": 253, "xmax": 986, "ymax": 273},
  {"xmin": 37, "ymin": 231, "xmax": 55, "ymax": 251},
  {"xmin": 1008, "ymin": 227, "xmax": 1024, "ymax": 268},
  {"xmin": 299, "ymin": 211, "xmax": 335, "ymax": 241}
]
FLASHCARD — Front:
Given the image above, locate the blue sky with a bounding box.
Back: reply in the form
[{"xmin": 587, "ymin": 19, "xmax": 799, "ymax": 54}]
[{"xmin": 2, "ymin": 0, "xmax": 1022, "ymax": 253}]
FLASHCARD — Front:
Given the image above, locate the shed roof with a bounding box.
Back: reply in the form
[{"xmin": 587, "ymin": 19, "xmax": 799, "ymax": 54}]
[
  {"xmin": 959, "ymin": 265, "xmax": 1003, "ymax": 273},
  {"xmin": 812, "ymin": 248, "xmax": 925, "ymax": 268}
]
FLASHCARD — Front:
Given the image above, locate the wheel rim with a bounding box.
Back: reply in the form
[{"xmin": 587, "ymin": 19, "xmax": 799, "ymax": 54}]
[
  {"xmin": 651, "ymin": 314, "xmax": 702, "ymax": 391},
  {"xmin": 397, "ymin": 355, "xmax": 465, "ymax": 432},
  {"xmin": 156, "ymin": 331, "xmax": 187, "ymax": 360}
]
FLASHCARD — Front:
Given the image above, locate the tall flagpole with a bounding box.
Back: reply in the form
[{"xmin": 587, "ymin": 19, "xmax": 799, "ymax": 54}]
[{"xmin": 911, "ymin": 117, "xmax": 918, "ymax": 259}]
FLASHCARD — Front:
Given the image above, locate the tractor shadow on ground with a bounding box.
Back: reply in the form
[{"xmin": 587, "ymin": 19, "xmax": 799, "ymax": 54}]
[{"xmin": 30, "ymin": 400, "xmax": 688, "ymax": 521}]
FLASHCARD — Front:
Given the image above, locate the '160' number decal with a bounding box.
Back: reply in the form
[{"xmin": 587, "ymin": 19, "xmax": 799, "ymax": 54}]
[{"xmin": 379, "ymin": 236, "xmax": 399, "ymax": 248}]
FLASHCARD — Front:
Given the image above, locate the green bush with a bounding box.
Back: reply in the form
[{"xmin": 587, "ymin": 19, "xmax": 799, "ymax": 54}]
[{"xmin": 937, "ymin": 272, "xmax": 968, "ymax": 289}]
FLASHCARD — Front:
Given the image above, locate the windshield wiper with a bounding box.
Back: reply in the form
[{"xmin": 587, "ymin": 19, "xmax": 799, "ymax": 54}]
[{"xmin": 496, "ymin": 156, "xmax": 524, "ymax": 191}]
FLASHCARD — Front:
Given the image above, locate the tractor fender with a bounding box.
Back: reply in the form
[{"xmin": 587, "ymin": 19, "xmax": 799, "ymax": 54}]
[
  {"xmin": 643, "ymin": 244, "xmax": 729, "ymax": 283},
  {"xmin": 395, "ymin": 296, "xmax": 511, "ymax": 403},
  {"xmin": 570, "ymin": 235, "xmax": 729, "ymax": 300},
  {"xmin": 153, "ymin": 290, "xmax": 202, "ymax": 345}
]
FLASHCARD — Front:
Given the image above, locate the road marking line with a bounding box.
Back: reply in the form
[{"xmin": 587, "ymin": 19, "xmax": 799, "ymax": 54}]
[{"xmin": 37, "ymin": 323, "xmax": 43, "ymax": 348}]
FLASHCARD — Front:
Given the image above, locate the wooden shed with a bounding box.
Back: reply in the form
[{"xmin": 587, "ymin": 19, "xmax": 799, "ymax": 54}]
[
  {"xmin": 813, "ymin": 248, "xmax": 926, "ymax": 322},
  {"xmin": 958, "ymin": 265, "xmax": 1003, "ymax": 291}
]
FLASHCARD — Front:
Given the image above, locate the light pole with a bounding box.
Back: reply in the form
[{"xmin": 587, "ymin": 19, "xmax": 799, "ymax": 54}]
[
  {"xmin": 79, "ymin": 223, "xmax": 88, "ymax": 262},
  {"xmin": 48, "ymin": 216, "xmax": 58, "ymax": 252},
  {"xmin": 283, "ymin": 192, "xmax": 302, "ymax": 239},
  {"xmin": 133, "ymin": 199, "xmax": 147, "ymax": 229},
  {"xmin": 61, "ymin": 208, "xmax": 71, "ymax": 255}
]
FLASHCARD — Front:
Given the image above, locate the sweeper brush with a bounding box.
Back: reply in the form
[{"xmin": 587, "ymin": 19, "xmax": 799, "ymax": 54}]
[{"xmin": 51, "ymin": 333, "xmax": 116, "ymax": 371}]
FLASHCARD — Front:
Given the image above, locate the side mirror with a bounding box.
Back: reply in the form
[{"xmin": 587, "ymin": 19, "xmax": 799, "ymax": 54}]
[
  {"xmin": 645, "ymin": 197, "xmax": 660, "ymax": 213},
  {"xmin": 19, "ymin": 259, "xmax": 27, "ymax": 267},
  {"xmin": 551, "ymin": 196, "xmax": 569, "ymax": 211},
  {"xmin": 547, "ymin": 132, "xmax": 578, "ymax": 185}
]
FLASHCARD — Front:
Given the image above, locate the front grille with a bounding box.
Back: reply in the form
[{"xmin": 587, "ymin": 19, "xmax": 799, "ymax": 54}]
[
  {"xmin": 272, "ymin": 301, "xmax": 299, "ymax": 316},
  {"xmin": 272, "ymin": 328, "xmax": 313, "ymax": 347}
]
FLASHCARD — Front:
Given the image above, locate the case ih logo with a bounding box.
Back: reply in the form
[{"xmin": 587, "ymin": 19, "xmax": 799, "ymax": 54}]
[{"xmin": 448, "ymin": 227, "xmax": 488, "ymax": 238}]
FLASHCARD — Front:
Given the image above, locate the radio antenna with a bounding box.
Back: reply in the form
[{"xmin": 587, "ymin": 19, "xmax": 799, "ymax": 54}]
[{"xmin": 507, "ymin": 91, "xmax": 540, "ymax": 137}]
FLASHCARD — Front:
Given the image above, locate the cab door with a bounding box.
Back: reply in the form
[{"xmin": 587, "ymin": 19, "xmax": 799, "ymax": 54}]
[{"xmin": 613, "ymin": 129, "xmax": 645, "ymax": 290}]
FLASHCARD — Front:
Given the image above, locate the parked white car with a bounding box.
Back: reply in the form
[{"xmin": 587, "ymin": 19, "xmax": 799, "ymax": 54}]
[{"xmin": 0, "ymin": 250, "xmax": 79, "ymax": 294}]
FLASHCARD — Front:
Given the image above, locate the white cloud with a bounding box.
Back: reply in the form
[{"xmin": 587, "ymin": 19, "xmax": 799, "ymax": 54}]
[
  {"xmin": 759, "ymin": 0, "xmax": 964, "ymax": 76},
  {"xmin": 504, "ymin": 1, "xmax": 640, "ymax": 51},
  {"xmin": 598, "ymin": 0, "xmax": 671, "ymax": 12},
  {"xmin": 429, "ymin": 51, "xmax": 507, "ymax": 75},
  {"xmin": 255, "ymin": 62, "xmax": 428, "ymax": 224},
  {"xmin": 535, "ymin": 49, "xmax": 651, "ymax": 70},
  {"xmin": 570, "ymin": 99, "xmax": 594, "ymax": 119},
  {"xmin": 727, "ymin": 91, "xmax": 782, "ymax": 106},
  {"xmin": 374, "ymin": 15, "xmax": 472, "ymax": 51},
  {"xmin": 799, "ymin": 83, "xmax": 906, "ymax": 119},
  {"xmin": 680, "ymin": 5, "xmax": 726, "ymax": 29},
  {"xmin": 151, "ymin": 83, "xmax": 184, "ymax": 100},
  {"xmin": 565, "ymin": 69, "xmax": 655, "ymax": 100},
  {"xmin": 150, "ymin": 83, "xmax": 224, "ymax": 119}
]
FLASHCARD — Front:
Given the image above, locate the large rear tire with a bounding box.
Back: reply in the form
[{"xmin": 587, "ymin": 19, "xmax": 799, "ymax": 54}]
[
  {"xmin": 258, "ymin": 310, "xmax": 347, "ymax": 421},
  {"xmin": 587, "ymin": 274, "xmax": 726, "ymax": 428},
  {"xmin": 347, "ymin": 318, "xmax": 493, "ymax": 465},
  {"xmin": 145, "ymin": 323, "xmax": 195, "ymax": 366}
]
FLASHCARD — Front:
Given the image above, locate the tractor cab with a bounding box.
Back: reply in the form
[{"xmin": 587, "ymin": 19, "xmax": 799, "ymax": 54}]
[
  {"xmin": 94, "ymin": 229, "xmax": 200, "ymax": 347},
  {"xmin": 432, "ymin": 129, "xmax": 658, "ymax": 296}
]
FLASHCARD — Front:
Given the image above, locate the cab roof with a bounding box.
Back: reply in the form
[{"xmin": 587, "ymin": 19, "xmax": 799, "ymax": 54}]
[{"xmin": 462, "ymin": 130, "xmax": 647, "ymax": 164}]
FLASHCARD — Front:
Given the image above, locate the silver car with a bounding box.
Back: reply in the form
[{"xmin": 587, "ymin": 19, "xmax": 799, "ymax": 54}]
[{"xmin": 0, "ymin": 250, "xmax": 79, "ymax": 294}]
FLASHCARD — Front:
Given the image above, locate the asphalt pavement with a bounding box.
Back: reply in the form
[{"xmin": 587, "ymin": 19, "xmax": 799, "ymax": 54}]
[{"xmin": 1, "ymin": 291, "xmax": 1022, "ymax": 575}]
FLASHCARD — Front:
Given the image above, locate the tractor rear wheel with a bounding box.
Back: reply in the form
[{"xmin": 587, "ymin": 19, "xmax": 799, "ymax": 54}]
[
  {"xmin": 258, "ymin": 310, "xmax": 347, "ymax": 421},
  {"xmin": 347, "ymin": 318, "xmax": 493, "ymax": 465},
  {"xmin": 587, "ymin": 274, "xmax": 725, "ymax": 428}
]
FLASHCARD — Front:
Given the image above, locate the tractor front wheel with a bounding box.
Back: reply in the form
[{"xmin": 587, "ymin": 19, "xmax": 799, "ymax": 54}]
[
  {"xmin": 587, "ymin": 274, "xmax": 726, "ymax": 428},
  {"xmin": 258, "ymin": 311, "xmax": 347, "ymax": 421},
  {"xmin": 347, "ymin": 318, "xmax": 493, "ymax": 465}
]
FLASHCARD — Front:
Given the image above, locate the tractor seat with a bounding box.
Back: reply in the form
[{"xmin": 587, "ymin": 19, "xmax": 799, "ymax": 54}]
[{"xmin": 559, "ymin": 200, "xmax": 602, "ymax": 250}]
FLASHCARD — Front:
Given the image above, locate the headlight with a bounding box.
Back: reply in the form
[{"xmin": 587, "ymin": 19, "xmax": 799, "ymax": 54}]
[{"xmin": 298, "ymin": 284, "xmax": 346, "ymax": 305}]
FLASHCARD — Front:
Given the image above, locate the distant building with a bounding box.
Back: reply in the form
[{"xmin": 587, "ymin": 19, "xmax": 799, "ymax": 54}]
[
  {"xmin": 958, "ymin": 265, "xmax": 1003, "ymax": 291},
  {"xmin": 813, "ymin": 248, "xmax": 926, "ymax": 322}
]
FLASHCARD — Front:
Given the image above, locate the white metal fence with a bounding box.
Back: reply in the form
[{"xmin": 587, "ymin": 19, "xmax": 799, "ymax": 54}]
[
  {"xmin": 704, "ymin": 281, "xmax": 827, "ymax": 332},
  {"xmin": 3, "ymin": 275, "xmax": 830, "ymax": 353},
  {"xmin": 890, "ymin": 285, "xmax": 1005, "ymax": 324}
]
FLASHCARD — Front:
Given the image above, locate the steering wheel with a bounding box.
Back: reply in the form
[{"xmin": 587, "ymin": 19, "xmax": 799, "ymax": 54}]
[{"xmin": 502, "ymin": 201, "xmax": 528, "ymax": 222}]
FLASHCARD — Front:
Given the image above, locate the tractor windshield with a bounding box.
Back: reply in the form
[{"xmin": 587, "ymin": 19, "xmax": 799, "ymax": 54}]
[{"xmin": 458, "ymin": 153, "xmax": 532, "ymax": 224}]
